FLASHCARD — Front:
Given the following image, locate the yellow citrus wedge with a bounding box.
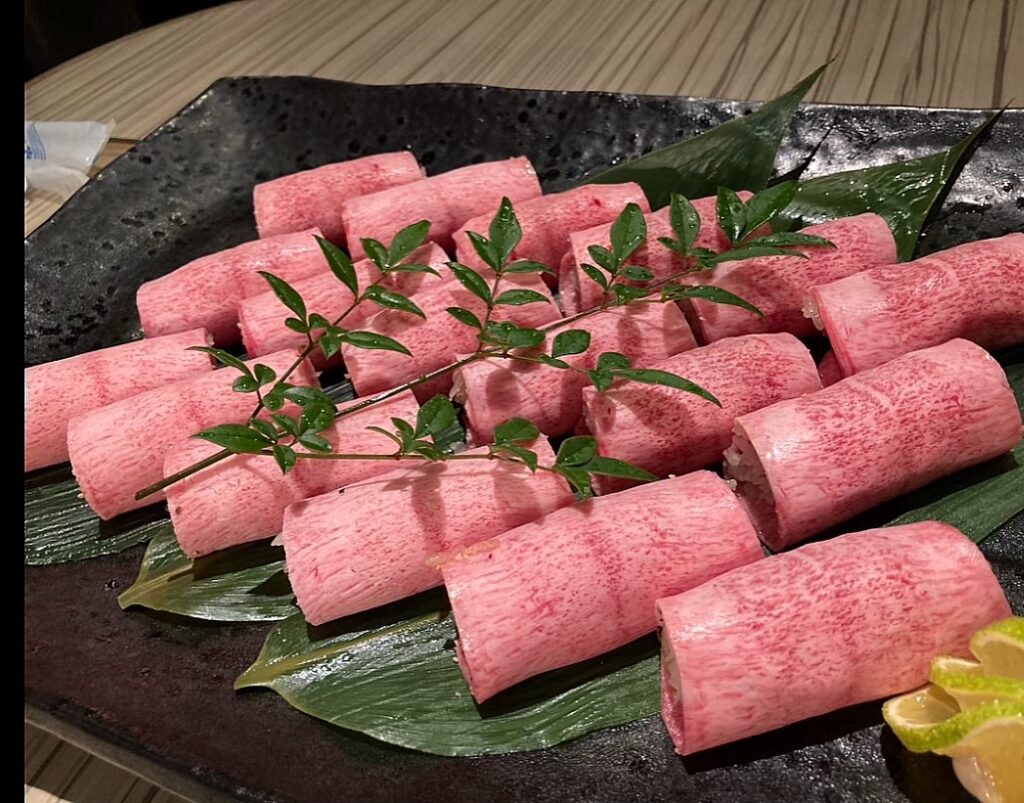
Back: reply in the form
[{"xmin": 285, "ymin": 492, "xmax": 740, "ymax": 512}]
[
  {"xmin": 931, "ymin": 656, "xmax": 1024, "ymax": 709},
  {"xmin": 941, "ymin": 715, "xmax": 1024, "ymax": 803},
  {"xmin": 971, "ymin": 618, "xmax": 1024, "ymax": 680}
]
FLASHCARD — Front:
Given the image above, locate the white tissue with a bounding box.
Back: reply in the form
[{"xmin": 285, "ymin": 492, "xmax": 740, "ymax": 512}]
[{"xmin": 25, "ymin": 120, "xmax": 114, "ymax": 199}]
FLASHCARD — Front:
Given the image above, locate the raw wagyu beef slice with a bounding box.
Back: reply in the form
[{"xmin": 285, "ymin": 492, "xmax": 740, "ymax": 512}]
[
  {"xmin": 24, "ymin": 328, "xmax": 211, "ymax": 471},
  {"xmin": 658, "ymin": 522, "xmax": 1010, "ymax": 755},
  {"xmin": 582, "ymin": 333, "xmax": 821, "ymax": 492},
  {"xmin": 806, "ymin": 232, "xmax": 1024, "ymax": 377},
  {"xmin": 283, "ymin": 439, "xmax": 574, "ymax": 625},
  {"xmin": 726, "ymin": 339, "xmax": 1023, "ymax": 550},
  {"xmin": 441, "ymin": 471, "xmax": 763, "ymax": 702},
  {"xmin": 453, "ymin": 302, "xmax": 697, "ymax": 444},
  {"xmin": 137, "ymin": 228, "xmax": 327, "ymax": 345},
  {"xmin": 452, "ymin": 183, "xmax": 650, "ymax": 283},
  {"xmin": 684, "ymin": 213, "xmax": 897, "ymax": 342},
  {"xmin": 67, "ymin": 350, "xmax": 317, "ymax": 520},
  {"xmin": 342, "ymin": 157, "xmax": 542, "ymax": 258},
  {"xmin": 254, "ymin": 151, "xmax": 423, "ymax": 245},
  {"xmin": 238, "ymin": 242, "xmax": 449, "ymax": 367},
  {"xmin": 166, "ymin": 390, "xmax": 420, "ymax": 558}
]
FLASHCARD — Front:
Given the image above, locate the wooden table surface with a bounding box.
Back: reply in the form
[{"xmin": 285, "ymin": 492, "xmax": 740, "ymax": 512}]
[{"xmin": 23, "ymin": 0, "xmax": 1022, "ymax": 798}]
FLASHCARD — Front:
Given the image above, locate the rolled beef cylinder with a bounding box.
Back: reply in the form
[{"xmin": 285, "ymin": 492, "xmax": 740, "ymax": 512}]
[
  {"xmin": 24, "ymin": 329, "xmax": 212, "ymax": 472},
  {"xmin": 136, "ymin": 228, "xmax": 326, "ymax": 345},
  {"xmin": 452, "ymin": 183, "xmax": 651, "ymax": 284},
  {"xmin": 725, "ymin": 338, "xmax": 1023, "ymax": 550},
  {"xmin": 559, "ymin": 192, "xmax": 761, "ymax": 316},
  {"xmin": 253, "ymin": 152, "xmax": 424, "ymax": 245},
  {"xmin": 343, "ymin": 272, "xmax": 559, "ymax": 401},
  {"xmin": 342, "ymin": 157, "xmax": 542, "ymax": 258},
  {"xmin": 453, "ymin": 302, "xmax": 697, "ymax": 444},
  {"xmin": 238, "ymin": 242, "xmax": 449, "ymax": 367},
  {"xmin": 657, "ymin": 522, "xmax": 1011, "ymax": 755},
  {"xmin": 582, "ymin": 333, "xmax": 821, "ymax": 493},
  {"xmin": 441, "ymin": 471, "xmax": 764, "ymax": 703},
  {"xmin": 684, "ymin": 213, "xmax": 897, "ymax": 342},
  {"xmin": 165, "ymin": 390, "xmax": 420, "ymax": 558},
  {"xmin": 283, "ymin": 438, "xmax": 574, "ymax": 625},
  {"xmin": 806, "ymin": 232, "xmax": 1024, "ymax": 377},
  {"xmin": 67, "ymin": 350, "xmax": 318, "ymax": 520}
]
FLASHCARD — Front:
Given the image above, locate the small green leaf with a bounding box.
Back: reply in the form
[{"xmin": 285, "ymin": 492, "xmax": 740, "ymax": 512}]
[
  {"xmin": 272, "ymin": 444, "xmax": 297, "ymax": 474},
  {"xmin": 363, "ymin": 286, "xmax": 425, "ymax": 318},
  {"xmin": 307, "ymin": 314, "xmax": 331, "ymax": 330},
  {"xmin": 535, "ymin": 355, "xmax": 571, "ymax": 369},
  {"xmin": 494, "ymin": 289, "xmax": 551, "ymax": 307},
  {"xmin": 253, "ymin": 364, "xmax": 277, "ymax": 386},
  {"xmin": 196, "ymin": 424, "xmax": 272, "ymax": 454},
  {"xmin": 587, "ymin": 245, "xmax": 615, "ymax": 272},
  {"xmin": 188, "ymin": 346, "xmax": 249, "ymax": 374},
  {"xmin": 588, "ymin": 367, "xmax": 614, "ymax": 392},
  {"xmin": 412, "ymin": 442, "xmax": 441, "ymax": 460},
  {"xmin": 555, "ymin": 465, "xmax": 593, "ymax": 498},
  {"xmin": 579, "ymin": 263, "xmax": 609, "ymax": 290},
  {"xmin": 715, "ymin": 188, "xmax": 746, "ymax": 245},
  {"xmin": 481, "ymin": 322, "xmax": 545, "ymax": 350},
  {"xmin": 740, "ymin": 181, "xmax": 798, "ymax": 238},
  {"xmin": 285, "ymin": 317, "xmax": 310, "ymax": 333},
  {"xmin": 297, "ymin": 432, "xmax": 332, "ymax": 453},
  {"xmin": 263, "ymin": 387, "xmax": 286, "ymax": 411},
  {"xmin": 232, "ymin": 374, "xmax": 260, "ymax": 393},
  {"xmin": 658, "ymin": 235, "xmax": 685, "ymax": 254},
  {"xmin": 319, "ymin": 327, "xmax": 344, "ymax": 360},
  {"xmin": 708, "ymin": 245, "xmax": 807, "ymax": 264},
  {"xmin": 342, "ymin": 331, "xmax": 412, "ymax": 356},
  {"xmin": 415, "ymin": 396, "xmax": 457, "ymax": 439},
  {"xmin": 613, "ymin": 369, "xmax": 721, "ymax": 406},
  {"xmin": 744, "ymin": 231, "xmax": 835, "ymax": 249},
  {"xmin": 315, "ymin": 236, "xmax": 358, "ymax": 296},
  {"xmin": 662, "ymin": 285, "xmax": 764, "ymax": 318},
  {"xmin": 388, "ymin": 220, "xmax": 431, "ymax": 265},
  {"xmin": 584, "ymin": 457, "xmax": 658, "ymax": 483},
  {"xmin": 465, "ymin": 231, "xmax": 500, "ymax": 272},
  {"xmin": 610, "ymin": 284, "xmax": 649, "ymax": 304},
  {"xmin": 361, "ymin": 238, "xmax": 391, "ymax": 271},
  {"xmin": 282, "ymin": 386, "xmax": 333, "ymax": 406},
  {"xmin": 556, "ymin": 436, "xmax": 598, "ymax": 467},
  {"xmin": 448, "ymin": 261, "xmax": 493, "ymax": 304},
  {"xmin": 259, "ymin": 271, "xmax": 307, "ymax": 322},
  {"xmin": 491, "ymin": 443, "xmax": 539, "ymax": 472},
  {"xmin": 392, "ymin": 418, "xmax": 416, "ymax": 446},
  {"xmin": 272, "ymin": 414, "xmax": 300, "ymax": 438},
  {"xmin": 551, "ymin": 330, "xmax": 591, "ymax": 358},
  {"xmin": 250, "ymin": 419, "xmax": 279, "ymax": 443},
  {"xmin": 299, "ymin": 400, "xmax": 336, "ymax": 435},
  {"xmin": 609, "ymin": 203, "xmax": 647, "ymax": 264},
  {"xmin": 597, "ymin": 352, "xmax": 631, "ymax": 371},
  {"xmin": 621, "ymin": 265, "xmax": 653, "ymax": 282},
  {"xmin": 494, "ymin": 417, "xmax": 540, "ymax": 444},
  {"xmin": 445, "ymin": 306, "xmax": 483, "ymax": 330},
  {"xmin": 668, "ymin": 193, "xmax": 701, "ymax": 252},
  {"xmin": 388, "ymin": 263, "xmax": 441, "ymax": 276},
  {"xmin": 488, "ymin": 197, "xmax": 522, "ymax": 267},
  {"xmin": 365, "ymin": 425, "xmax": 404, "ymax": 450},
  {"xmin": 504, "ymin": 260, "xmax": 554, "ymax": 275}
]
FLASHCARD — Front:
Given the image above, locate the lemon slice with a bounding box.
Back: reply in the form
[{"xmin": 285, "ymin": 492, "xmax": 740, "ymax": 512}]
[
  {"xmin": 971, "ymin": 618, "xmax": 1024, "ymax": 680},
  {"xmin": 931, "ymin": 656, "xmax": 1024, "ymax": 709}
]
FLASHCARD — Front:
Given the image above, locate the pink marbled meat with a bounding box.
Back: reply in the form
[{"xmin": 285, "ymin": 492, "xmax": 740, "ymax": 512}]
[
  {"xmin": 441, "ymin": 471, "xmax": 763, "ymax": 703},
  {"xmin": 342, "ymin": 157, "xmax": 542, "ymax": 258},
  {"xmin": 817, "ymin": 349, "xmax": 842, "ymax": 387},
  {"xmin": 237, "ymin": 243, "xmax": 449, "ymax": 367},
  {"xmin": 658, "ymin": 522, "xmax": 1011, "ymax": 755},
  {"xmin": 283, "ymin": 439, "xmax": 573, "ymax": 624},
  {"xmin": 685, "ymin": 213, "xmax": 896, "ymax": 342},
  {"xmin": 343, "ymin": 272, "xmax": 559, "ymax": 401},
  {"xmin": 582, "ymin": 333, "xmax": 821, "ymax": 492},
  {"xmin": 24, "ymin": 329, "xmax": 212, "ymax": 472},
  {"xmin": 136, "ymin": 229, "xmax": 327, "ymax": 345},
  {"xmin": 452, "ymin": 183, "xmax": 650, "ymax": 283},
  {"xmin": 726, "ymin": 339, "xmax": 1023, "ymax": 550},
  {"xmin": 165, "ymin": 390, "xmax": 420, "ymax": 558},
  {"xmin": 67, "ymin": 350, "xmax": 318, "ymax": 520},
  {"xmin": 453, "ymin": 303, "xmax": 697, "ymax": 444},
  {"xmin": 807, "ymin": 232, "xmax": 1024, "ymax": 377},
  {"xmin": 559, "ymin": 192, "xmax": 759, "ymax": 315},
  {"xmin": 253, "ymin": 152, "xmax": 423, "ymax": 245}
]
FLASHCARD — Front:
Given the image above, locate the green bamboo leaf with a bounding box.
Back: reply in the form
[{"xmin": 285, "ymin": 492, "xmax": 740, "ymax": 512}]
[
  {"xmin": 25, "ymin": 465, "xmax": 171, "ymax": 565},
  {"xmin": 258, "ymin": 271, "xmax": 306, "ymax": 323},
  {"xmin": 363, "ymin": 286, "xmax": 425, "ymax": 318},
  {"xmin": 118, "ymin": 529, "xmax": 294, "ymax": 622},
  {"xmin": 588, "ymin": 64, "xmax": 827, "ymax": 208},
  {"xmin": 315, "ymin": 236, "xmax": 358, "ymax": 296},
  {"xmin": 341, "ymin": 331, "xmax": 412, "ymax": 356},
  {"xmin": 235, "ymin": 608, "xmax": 659, "ymax": 756},
  {"xmin": 551, "ymin": 330, "xmax": 591, "ymax": 359},
  {"xmin": 388, "ymin": 220, "xmax": 431, "ymax": 266},
  {"xmin": 663, "ymin": 285, "xmax": 764, "ymax": 318},
  {"xmin": 776, "ymin": 112, "xmax": 1003, "ymax": 260}
]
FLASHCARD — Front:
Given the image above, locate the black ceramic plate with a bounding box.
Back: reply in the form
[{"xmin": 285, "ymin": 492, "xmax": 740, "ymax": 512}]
[{"xmin": 25, "ymin": 78, "xmax": 1023, "ymax": 803}]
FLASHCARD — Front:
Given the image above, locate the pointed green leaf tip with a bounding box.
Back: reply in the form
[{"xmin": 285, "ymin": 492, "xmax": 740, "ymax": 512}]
[
  {"xmin": 586, "ymin": 63, "xmax": 827, "ymax": 208},
  {"xmin": 777, "ymin": 111, "xmax": 1003, "ymax": 261}
]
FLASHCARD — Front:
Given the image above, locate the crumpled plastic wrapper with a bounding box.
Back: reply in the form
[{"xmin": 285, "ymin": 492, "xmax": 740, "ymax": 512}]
[{"xmin": 25, "ymin": 120, "xmax": 114, "ymax": 200}]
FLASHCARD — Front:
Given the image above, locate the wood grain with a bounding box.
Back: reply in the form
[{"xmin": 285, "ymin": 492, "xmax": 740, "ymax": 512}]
[{"xmin": 22, "ymin": 0, "xmax": 1023, "ymax": 798}]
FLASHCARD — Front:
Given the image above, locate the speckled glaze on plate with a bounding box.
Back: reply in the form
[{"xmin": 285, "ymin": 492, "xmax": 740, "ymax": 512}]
[{"xmin": 24, "ymin": 78, "xmax": 1023, "ymax": 803}]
